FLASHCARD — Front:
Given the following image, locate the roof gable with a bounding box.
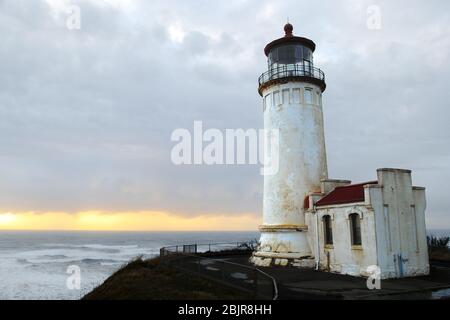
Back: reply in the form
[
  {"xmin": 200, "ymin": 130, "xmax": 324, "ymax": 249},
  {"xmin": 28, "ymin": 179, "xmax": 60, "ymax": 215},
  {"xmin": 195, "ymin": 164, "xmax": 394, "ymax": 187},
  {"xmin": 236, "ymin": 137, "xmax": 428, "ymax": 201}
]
[{"xmin": 315, "ymin": 181, "xmax": 378, "ymax": 207}]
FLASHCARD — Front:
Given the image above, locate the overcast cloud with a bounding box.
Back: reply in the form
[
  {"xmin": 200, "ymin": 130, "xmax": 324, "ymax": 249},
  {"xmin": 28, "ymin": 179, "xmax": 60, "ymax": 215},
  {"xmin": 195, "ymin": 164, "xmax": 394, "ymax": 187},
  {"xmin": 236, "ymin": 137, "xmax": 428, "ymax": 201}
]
[{"xmin": 0, "ymin": 0, "xmax": 449, "ymax": 228}]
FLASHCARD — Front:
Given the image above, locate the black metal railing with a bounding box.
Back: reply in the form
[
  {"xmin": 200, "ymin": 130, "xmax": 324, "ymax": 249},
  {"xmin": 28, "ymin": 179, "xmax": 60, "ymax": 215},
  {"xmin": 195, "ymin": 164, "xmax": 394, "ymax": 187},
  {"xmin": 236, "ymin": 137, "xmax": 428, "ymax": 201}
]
[
  {"xmin": 160, "ymin": 242, "xmax": 278, "ymax": 300},
  {"xmin": 258, "ymin": 63, "xmax": 325, "ymax": 88},
  {"xmin": 160, "ymin": 242, "xmax": 253, "ymax": 255}
]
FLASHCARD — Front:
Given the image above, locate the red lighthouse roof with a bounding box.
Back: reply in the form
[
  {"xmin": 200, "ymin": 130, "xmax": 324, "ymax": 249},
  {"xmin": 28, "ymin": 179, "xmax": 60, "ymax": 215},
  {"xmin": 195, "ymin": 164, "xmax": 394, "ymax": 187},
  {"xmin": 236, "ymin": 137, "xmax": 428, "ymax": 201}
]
[
  {"xmin": 264, "ymin": 23, "xmax": 316, "ymax": 56},
  {"xmin": 315, "ymin": 181, "xmax": 378, "ymax": 207}
]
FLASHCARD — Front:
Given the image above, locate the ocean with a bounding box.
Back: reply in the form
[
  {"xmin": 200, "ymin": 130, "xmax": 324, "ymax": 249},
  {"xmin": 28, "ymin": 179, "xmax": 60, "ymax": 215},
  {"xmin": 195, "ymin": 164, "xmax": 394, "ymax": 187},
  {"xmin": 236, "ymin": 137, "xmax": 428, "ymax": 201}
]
[
  {"xmin": 0, "ymin": 231, "xmax": 258, "ymax": 300},
  {"xmin": 0, "ymin": 229, "xmax": 447, "ymax": 300}
]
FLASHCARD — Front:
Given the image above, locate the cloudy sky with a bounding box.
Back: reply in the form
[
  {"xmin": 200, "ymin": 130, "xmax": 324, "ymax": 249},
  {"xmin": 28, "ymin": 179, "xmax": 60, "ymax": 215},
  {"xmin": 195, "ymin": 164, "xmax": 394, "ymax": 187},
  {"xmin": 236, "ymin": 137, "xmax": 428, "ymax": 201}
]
[{"xmin": 0, "ymin": 0, "xmax": 449, "ymax": 230}]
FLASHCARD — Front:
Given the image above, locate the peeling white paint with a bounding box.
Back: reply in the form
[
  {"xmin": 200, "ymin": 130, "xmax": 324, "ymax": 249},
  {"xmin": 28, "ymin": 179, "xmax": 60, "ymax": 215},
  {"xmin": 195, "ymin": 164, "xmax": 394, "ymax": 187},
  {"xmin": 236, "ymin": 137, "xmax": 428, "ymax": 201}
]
[
  {"xmin": 307, "ymin": 169, "xmax": 429, "ymax": 279},
  {"xmin": 251, "ymin": 84, "xmax": 430, "ymax": 280},
  {"xmin": 253, "ymin": 81, "xmax": 328, "ymax": 265}
]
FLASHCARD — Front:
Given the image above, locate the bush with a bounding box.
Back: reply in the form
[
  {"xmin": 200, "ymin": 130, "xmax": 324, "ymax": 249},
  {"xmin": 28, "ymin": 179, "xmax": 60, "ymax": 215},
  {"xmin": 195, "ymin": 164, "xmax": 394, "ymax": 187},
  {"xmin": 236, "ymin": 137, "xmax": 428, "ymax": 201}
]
[
  {"xmin": 427, "ymin": 236, "xmax": 450, "ymax": 249},
  {"xmin": 427, "ymin": 235, "xmax": 450, "ymax": 262},
  {"xmin": 238, "ymin": 239, "xmax": 259, "ymax": 251}
]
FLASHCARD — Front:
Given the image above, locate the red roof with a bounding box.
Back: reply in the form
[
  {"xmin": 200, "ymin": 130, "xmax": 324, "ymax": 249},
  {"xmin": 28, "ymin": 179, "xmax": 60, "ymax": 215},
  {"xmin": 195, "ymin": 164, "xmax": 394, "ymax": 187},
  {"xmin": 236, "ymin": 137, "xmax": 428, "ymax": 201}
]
[
  {"xmin": 315, "ymin": 181, "xmax": 378, "ymax": 207},
  {"xmin": 264, "ymin": 24, "xmax": 316, "ymax": 56}
]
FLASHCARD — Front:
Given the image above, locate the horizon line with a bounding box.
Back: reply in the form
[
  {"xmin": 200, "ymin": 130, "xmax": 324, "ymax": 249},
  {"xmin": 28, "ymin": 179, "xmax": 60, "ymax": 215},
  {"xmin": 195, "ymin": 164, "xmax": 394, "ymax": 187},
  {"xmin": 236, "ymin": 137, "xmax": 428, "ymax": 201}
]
[{"xmin": 0, "ymin": 229, "xmax": 260, "ymax": 232}]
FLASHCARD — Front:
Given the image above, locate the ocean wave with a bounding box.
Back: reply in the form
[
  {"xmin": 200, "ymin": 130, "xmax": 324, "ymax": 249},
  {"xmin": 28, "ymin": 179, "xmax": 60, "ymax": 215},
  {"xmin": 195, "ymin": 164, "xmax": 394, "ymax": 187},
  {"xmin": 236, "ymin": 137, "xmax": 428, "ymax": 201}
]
[
  {"xmin": 44, "ymin": 244, "xmax": 139, "ymax": 250},
  {"xmin": 0, "ymin": 231, "xmax": 258, "ymax": 299},
  {"xmin": 16, "ymin": 258, "xmax": 29, "ymax": 264},
  {"xmin": 80, "ymin": 258, "xmax": 124, "ymax": 265},
  {"xmin": 10, "ymin": 247, "xmax": 159, "ymax": 266},
  {"xmin": 40, "ymin": 254, "xmax": 69, "ymax": 260},
  {"xmin": 100, "ymin": 261, "xmax": 124, "ymax": 266}
]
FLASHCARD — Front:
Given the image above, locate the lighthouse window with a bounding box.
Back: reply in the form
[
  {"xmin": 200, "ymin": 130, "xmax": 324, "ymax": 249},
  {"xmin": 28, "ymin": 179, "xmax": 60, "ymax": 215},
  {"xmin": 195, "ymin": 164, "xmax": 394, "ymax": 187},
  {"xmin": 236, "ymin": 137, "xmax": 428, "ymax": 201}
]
[
  {"xmin": 277, "ymin": 46, "xmax": 296, "ymax": 64},
  {"xmin": 302, "ymin": 46, "xmax": 313, "ymax": 63},
  {"xmin": 304, "ymin": 88, "xmax": 313, "ymax": 104},
  {"xmin": 268, "ymin": 45, "xmax": 313, "ymax": 67},
  {"xmin": 292, "ymin": 88, "xmax": 301, "ymax": 103},
  {"xmin": 350, "ymin": 213, "xmax": 362, "ymax": 246},
  {"xmin": 273, "ymin": 91, "xmax": 281, "ymax": 106},
  {"xmin": 282, "ymin": 89, "xmax": 290, "ymax": 104},
  {"xmin": 268, "ymin": 49, "xmax": 278, "ymax": 66},
  {"xmin": 264, "ymin": 94, "xmax": 271, "ymax": 110},
  {"xmin": 295, "ymin": 46, "xmax": 303, "ymax": 60},
  {"xmin": 323, "ymin": 215, "xmax": 333, "ymax": 245}
]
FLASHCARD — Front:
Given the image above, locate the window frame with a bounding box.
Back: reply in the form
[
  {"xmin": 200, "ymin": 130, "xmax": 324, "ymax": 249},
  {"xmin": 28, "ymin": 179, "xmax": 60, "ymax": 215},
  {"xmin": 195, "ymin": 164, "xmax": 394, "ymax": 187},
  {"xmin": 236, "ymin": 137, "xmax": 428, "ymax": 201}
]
[
  {"xmin": 349, "ymin": 213, "xmax": 362, "ymax": 247},
  {"xmin": 264, "ymin": 94, "xmax": 272, "ymax": 112},
  {"xmin": 273, "ymin": 91, "xmax": 281, "ymax": 106},
  {"xmin": 292, "ymin": 88, "xmax": 301, "ymax": 104},
  {"xmin": 323, "ymin": 215, "xmax": 333, "ymax": 246},
  {"xmin": 282, "ymin": 89, "xmax": 290, "ymax": 104},
  {"xmin": 304, "ymin": 88, "xmax": 313, "ymax": 104}
]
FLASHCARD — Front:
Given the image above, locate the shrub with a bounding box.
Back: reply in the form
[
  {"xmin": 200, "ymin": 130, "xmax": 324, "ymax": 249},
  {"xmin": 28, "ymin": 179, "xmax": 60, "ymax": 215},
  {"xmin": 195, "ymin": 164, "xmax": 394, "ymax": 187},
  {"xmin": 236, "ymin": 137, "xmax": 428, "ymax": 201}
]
[
  {"xmin": 427, "ymin": 236, "xmax": 450, "ymax": 249},
  {"xmin": 238, "ymin": 239, "xmax": 259, "ymax": 251}
]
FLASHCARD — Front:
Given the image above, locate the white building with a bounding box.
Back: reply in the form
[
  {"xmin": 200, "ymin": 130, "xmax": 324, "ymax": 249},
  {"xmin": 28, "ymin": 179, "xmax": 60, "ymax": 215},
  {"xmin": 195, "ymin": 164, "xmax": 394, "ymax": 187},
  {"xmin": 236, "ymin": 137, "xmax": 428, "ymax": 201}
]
[{"xmin": 251, "ymin": 24, "xmax": 429, "ymax": 279}]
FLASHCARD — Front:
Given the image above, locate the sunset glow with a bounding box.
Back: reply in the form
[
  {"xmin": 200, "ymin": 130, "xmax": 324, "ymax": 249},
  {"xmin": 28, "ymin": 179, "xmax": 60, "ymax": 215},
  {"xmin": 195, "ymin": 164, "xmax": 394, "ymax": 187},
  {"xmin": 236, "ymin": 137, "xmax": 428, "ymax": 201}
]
[
  {"xmin": 0, "ymin": 213, "xmax": 17, "ymax": 225},
  {"xmin": 0, "ymin": 211, "xmax": 260, "ymax": 231}
]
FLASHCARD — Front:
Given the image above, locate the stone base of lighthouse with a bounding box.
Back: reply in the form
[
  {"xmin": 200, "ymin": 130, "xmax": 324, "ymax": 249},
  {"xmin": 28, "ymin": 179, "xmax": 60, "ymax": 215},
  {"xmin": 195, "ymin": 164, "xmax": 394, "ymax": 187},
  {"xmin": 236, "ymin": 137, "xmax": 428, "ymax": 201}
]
[{"xmin": 250, "ymin": 225, "xmax": 315, "ymax": 268}]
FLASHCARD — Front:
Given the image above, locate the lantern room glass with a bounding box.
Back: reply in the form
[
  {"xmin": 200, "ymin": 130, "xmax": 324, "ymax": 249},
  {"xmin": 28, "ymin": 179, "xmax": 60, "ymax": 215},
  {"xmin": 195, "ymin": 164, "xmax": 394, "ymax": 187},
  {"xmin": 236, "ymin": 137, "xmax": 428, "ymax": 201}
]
[{"xmin": 268, "ymin": 44, "xmax": 313, "ymax": 70}]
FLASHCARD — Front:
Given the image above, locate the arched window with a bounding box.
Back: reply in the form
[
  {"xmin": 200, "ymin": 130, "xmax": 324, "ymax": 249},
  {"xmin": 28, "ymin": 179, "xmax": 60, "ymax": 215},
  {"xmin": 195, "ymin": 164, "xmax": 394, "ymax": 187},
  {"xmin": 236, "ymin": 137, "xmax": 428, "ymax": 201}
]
[
  {"xmin": 349, "ymin": 213, "xmax": 362, "ymax": 246},
  {"xmin": 323, "ymin": 215, "xmax": 333, "ymax": 245}
]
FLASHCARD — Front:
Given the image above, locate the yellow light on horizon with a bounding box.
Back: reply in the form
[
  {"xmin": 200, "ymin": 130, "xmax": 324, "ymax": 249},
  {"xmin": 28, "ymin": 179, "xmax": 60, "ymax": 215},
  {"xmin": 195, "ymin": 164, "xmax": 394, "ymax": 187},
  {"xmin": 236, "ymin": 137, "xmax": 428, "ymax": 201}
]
[
  {"xmin": 0, "ymin": 210, "xmax": 260, "ymax": 231},
  {"xmin": 0, "ymin": 212, "xmax": 17, "ymax": 225}
]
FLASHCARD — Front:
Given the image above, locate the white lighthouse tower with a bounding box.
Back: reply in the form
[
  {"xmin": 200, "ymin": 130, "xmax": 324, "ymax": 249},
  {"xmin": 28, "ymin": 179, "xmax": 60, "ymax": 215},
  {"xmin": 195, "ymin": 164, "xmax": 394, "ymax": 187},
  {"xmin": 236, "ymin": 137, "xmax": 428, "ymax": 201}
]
[{"xmin": 252, "ymin": 24, "xmax": 328, "ymax": 267}]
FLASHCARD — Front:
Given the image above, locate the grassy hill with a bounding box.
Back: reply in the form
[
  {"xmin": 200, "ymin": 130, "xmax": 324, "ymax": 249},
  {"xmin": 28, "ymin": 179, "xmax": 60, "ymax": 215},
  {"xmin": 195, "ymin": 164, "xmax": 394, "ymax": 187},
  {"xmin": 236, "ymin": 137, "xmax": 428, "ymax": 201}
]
[{"xmin": 83, "ymin": 256, "xmax": 252, "ymax": 300}]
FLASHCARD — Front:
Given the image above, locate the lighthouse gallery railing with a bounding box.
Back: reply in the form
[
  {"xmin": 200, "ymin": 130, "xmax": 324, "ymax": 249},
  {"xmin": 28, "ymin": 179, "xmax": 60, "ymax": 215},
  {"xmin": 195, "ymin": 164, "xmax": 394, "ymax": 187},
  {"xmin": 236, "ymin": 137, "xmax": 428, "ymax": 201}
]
[{"xmin": 258, "ymin": 63, "xmax": 325, "ymax": 87}]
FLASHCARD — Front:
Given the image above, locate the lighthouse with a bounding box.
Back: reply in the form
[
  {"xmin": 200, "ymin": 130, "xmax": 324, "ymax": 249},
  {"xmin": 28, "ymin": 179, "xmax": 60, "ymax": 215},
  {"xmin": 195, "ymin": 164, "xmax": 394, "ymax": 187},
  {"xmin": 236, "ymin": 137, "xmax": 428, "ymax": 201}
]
[
  {"xmin": 250, "ymin": 24, "xmax": 429, "ymax": 279},
  {"xmin": 252, "ymin": 24, "xmax": 328, "ymax": 267}
]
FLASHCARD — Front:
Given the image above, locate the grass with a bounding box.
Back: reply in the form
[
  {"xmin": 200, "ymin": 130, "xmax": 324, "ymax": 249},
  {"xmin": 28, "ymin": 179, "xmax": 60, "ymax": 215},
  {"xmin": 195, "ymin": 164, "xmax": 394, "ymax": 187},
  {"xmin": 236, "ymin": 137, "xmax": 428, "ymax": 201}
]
[{"xmin": 82, "ymin": 256, "xmax": 253, "ymax": 300}]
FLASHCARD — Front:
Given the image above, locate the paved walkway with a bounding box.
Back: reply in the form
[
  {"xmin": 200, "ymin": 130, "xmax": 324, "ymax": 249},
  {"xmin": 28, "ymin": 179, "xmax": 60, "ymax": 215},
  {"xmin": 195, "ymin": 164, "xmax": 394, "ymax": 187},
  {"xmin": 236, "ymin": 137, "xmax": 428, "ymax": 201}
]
[
  {"xmin": 169, "ymin": 254, "xmax": 450, "ymax": 300},
  {"xmin": 236, "ymin": 256, "xmax": 450, "ymax": 299}
]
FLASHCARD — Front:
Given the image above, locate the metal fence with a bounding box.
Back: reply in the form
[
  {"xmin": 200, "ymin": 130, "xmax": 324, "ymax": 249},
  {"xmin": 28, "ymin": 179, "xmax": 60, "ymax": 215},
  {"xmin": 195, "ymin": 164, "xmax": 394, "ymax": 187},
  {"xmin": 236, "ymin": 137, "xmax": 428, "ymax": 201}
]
[
  {"xmin": 160, "ymin": 242, "xmax": 253, "ymax": 255},
  {"xmin": 160, "ymin": 242, "xmax": 278, "ymax": 300}
]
